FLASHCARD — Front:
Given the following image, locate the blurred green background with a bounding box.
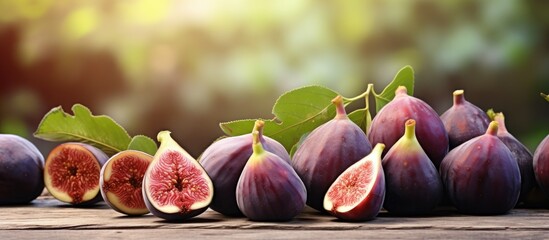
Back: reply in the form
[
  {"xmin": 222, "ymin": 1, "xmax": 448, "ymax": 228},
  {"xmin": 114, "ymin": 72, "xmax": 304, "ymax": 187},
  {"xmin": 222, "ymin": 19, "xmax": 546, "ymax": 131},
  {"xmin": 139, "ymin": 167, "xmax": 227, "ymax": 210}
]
[{"xmin": 1, "ymin": 0, "xmax": 548, "ymax": 157}]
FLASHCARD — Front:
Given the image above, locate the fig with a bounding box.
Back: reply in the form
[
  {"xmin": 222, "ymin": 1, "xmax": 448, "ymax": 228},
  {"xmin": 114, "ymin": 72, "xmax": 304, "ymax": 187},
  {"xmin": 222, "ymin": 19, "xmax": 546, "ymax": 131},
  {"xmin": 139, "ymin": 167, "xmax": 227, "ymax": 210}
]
[
  {"xmin": 100, "ymin": 150, "xmax": 153, "ymax": 216},
  {"xmin": 236, "ymin": 129, "xmax": 306, "ymax": 221},
  {"xmin": 0, "ymin": 134, "xmax": 44, "ymax": 205},
  {"xmin": 323, "ymin": 143, "xmax": 385, "ymax": 221},
  {"xmin": 292, "ymin": 95, "xmax": 372, "ymax": 211},
  {"xmin": 382, "ymin": 119, "xmax": 443, "ymax": 215},
  {"xmin": 440, "ymin": 121, "xmax": 521, "ymax": 215},
  {"xmin": 143, "ymin": 131, "xmax": 213, "ymax": 221},
  {"xmin": 534, "ymin": 135, "xmax": 549, "ymax": 198},
  {"xmin": 200, "ymin": 120, "xmax": 290, "ymax": 217},
  {"xmin": 44, "ymin": 142, "xmax": 108, "ymax": 205},
  {"xmin": 440, "ymin": 90, "xmax": 490, "ymax": 149},
  {"xmin": 491, "ymin": 111, "xmax": 535, "ymax": 203},
  {"xmin": 368, "ymin": 86, "xmax": 448, "ymax": 168}
]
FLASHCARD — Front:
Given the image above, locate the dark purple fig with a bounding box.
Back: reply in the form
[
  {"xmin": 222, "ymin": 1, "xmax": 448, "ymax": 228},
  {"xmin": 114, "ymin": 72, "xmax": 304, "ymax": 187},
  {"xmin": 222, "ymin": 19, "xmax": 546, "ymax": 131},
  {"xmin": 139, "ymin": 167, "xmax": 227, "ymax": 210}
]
[
  {"xmin": 236, "ymin": 130, "xmax": 306, "ymax": 221},
  {"xmin": 143, "ymin": 131, "xmax": 213, "ymax": 221},
  {"xmin": 0, "ymin": 134, "xmax": 44, "ymax": 205},
  {"xmin": 292, "ymin": 95, "xmax": 372, "ymax": 212},
  {"xmin": 368, "ymin": 86, "xmax": 448, "ymax": 168},
  {"xmin": 491, "ymin": 111, "xmax": 534, "ymax": 203},
  {"xmin": 100, "ymin": 150, "xmax": 153, "ymax": 216},
  {"xmin": 382, "ymin": 119, "xmax": 443, "ymax": 215},
  {"xmin": 200, "ymin": 120, "xmax": 289, "ymax": 216},
  {"xmin": 44, "ymin": 142, "xmax": 108, "ymax": 205},
  {"xmin": 534, "ymin": 135, "xmax": 549, "ymax": 198},
  {"xmin": 441, "ymin": 90, "xmax": 490, "ymax": 149},
  {"xmin": 440, "ymin": 121, "xmax": 520, "ymax": 215},
  {"xmin": 323, "ymin": 143, "xmax": 385, "ymax": 221}
]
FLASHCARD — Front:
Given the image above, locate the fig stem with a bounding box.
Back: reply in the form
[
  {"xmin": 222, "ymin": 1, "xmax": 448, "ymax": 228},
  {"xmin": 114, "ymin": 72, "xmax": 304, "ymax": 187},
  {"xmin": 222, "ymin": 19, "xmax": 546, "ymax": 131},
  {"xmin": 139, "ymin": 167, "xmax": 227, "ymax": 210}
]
[
  {"xmin": 486, "ymin": 121, "xmax": 499, "ymax": 136},
  {"xmin": 492, "ymin": 112, "xmax": 508, "ymax": 133},
  {"xmin": 404, "ymin": 119, "xmax": 417, "ymax": 140},
  {"xmin": 332, "ymin": 95, "xmax": 348, "ymax": 119},
  {"xmin": 253, "ymin": 120, "xmax": 265, "ymax": 137},
  {"xmin": 251, "ymin": 130, "xmax": 265, "ymax": 155},
  {"xmin": 453, "ymin": 90, "xmax": 465, "ymax": 105},
  {"xmin": 395, "ymin": 86, "xmax": 408, "ymax": 96},
  {"xmin": 370, "ymin": 143, "xmax": 385, "ymax": 159},
  {"xmin": 542, "ymin": 93, "xmax": 549, "ymax": 102},
  {"xmin": 157, "ymin": 131, "xmax": 172, "ymax": 143}
]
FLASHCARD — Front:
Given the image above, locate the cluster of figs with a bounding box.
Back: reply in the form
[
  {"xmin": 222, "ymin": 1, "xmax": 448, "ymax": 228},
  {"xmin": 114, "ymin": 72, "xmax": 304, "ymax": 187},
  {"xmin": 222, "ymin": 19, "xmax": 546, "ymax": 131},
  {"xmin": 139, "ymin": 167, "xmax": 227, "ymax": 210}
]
[{"xmin": 1, "ymin": 86, "xmax": 549, "ymax": 222}]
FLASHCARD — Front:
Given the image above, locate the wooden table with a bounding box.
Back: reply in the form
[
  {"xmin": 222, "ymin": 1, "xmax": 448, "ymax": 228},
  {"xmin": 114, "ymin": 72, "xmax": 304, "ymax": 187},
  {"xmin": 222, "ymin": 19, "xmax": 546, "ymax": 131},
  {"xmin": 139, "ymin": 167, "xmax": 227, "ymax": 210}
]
[{"xmin": 2, "ymin": 196, "xmax": 549, "ymax": 239}]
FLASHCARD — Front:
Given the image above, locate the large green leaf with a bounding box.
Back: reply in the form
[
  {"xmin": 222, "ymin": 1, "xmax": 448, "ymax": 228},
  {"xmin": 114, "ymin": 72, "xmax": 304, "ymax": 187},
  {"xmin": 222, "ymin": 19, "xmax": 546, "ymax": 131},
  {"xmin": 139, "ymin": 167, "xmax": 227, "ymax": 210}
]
[
  {"xmin": 220, "ymin": 85, "xmax": 339, "ymax": 151},
  {"xmin": 348, "ymin": 108, "xmax": 372, "ymax": 134},
  {"xmin": 374, "ymin": 65, "xmax": 415, "ymax": 113},
  {"xmin": 34, "ymin": 104, "xmax": 132, "ymax": 156},
  {"xmin": 128, "ymin": 135, "xmax": 158, "ymax": 156}
]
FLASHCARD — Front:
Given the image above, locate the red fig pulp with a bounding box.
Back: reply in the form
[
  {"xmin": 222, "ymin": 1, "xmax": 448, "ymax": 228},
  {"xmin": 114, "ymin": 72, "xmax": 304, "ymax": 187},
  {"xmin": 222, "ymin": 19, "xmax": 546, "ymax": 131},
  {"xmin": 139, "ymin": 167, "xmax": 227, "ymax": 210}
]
[{"xmin": 323, "ymin": 144, "xmax": 385, "ymax": 221}]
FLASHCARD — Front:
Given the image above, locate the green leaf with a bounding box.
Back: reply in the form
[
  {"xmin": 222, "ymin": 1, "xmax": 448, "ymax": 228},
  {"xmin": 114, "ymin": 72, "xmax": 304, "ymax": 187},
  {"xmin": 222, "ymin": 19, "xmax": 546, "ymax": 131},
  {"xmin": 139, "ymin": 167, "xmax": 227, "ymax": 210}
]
[
  {"xmin": 34, "ymin": 104, "xmax": 132, "ymax": 156},
  {"xmin": 374, "ymin": 65, "xmax": 415, "ymax": 113},
  {"xmin": 542, "ymin": 93, "xmax": 549, "ymax": 102},
  {"xmin": 220, "ymin": 85, "xmax": 339, "ymax": 151},
  {"xmin": 128, "ymin": 135, "xmax": 158, "ymax": 156},
  {"xmin": 348, "ymin": 108, "xmax": 372, "ymax": 134}
]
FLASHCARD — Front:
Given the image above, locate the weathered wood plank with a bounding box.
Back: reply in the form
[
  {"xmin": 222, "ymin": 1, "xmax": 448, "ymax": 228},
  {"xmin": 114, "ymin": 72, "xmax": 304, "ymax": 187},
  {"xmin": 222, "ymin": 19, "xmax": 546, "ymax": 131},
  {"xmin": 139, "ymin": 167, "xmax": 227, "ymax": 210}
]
[{"xmin": 2, "ymin": 196, "xmax": 549, "ymax": 239}]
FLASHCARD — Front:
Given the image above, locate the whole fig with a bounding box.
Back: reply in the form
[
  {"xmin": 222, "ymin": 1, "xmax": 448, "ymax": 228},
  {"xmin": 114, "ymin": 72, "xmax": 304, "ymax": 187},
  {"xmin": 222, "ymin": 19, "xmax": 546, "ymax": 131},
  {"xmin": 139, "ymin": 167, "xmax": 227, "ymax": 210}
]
[
  {"xmin": 440, "ymin": 90, "xmax": 490, "ymax": 149},
  {"xmin": 368, "ymin": 86, "xmax": 448, "ymax": 168},
  {"xmin": 236, "ymin": 130, "xmax": 306, "ymax": 221},
  {"xmin": 382, "ymin": 119, "xmax": 443, "ymax": 215},
  {"xmin": 491, "ymin": 111, "xmax": 535, "ymax": 203},
  {"xmin": 143, "ymin": 131, "xmax": 214, "ymax": 221},
  {"xmin": 534, "ymin": 135, "xmax": 549, "ymax": 198},
  {"xmin": 292, "ymin": 95, "xmax": 372, "ymax": 211},
  {"xmin": 440, "ymin": 121, "xmax": 520, "ymax": 215},
  {"xmin": 0, "ymin": 134, "xmax": 44, "ymax": 205},
  {"xmin": 323, "ymin": 143, "xmax": 386, "ymax": 221},
  {"xmin": 44, "ymin": 142, "xmax": 108, "ymax": 205},
  {"xmin": 200, "ymin": 120, "xmax": 289, "ymax": 216}
]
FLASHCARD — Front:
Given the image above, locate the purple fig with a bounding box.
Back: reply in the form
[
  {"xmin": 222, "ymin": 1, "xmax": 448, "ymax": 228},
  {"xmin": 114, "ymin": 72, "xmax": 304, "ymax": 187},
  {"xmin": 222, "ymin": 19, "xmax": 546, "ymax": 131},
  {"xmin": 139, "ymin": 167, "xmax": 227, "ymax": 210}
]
[
  {"xmin": 534, "ymin": 135, "xmax": 549, "ymax": 198},
  {"xmin": 440, "ymin": 90, "xmax": 490, "ymax": 149},
  {"xmin": 491, "ymin": 111, "xmax": 534, "ymax": 203},
  {"xmin": 0, "ymin": 134, "xmax": 44, "ymax": 205},
  {"xmin": 236, "ymin": 130, "xmax": 306, "ymax": 221},
  {"xmin": 368, "ymin": 86, "xmax": 448, "ymax": 168},
  {"xmin": 382, "ymin": 119, "xmax": 443, "ymax": 215},
  {"xmin": 292, "ymin": 95, "xmax": 372, "ymax": 212},
  {"xmin": 200, "ymin": 120, "xmax": 290, "ymax": 216},
  {"xmin": 143, "ymin": 131, "xmax": 214, "ymax": 221},
  {"xmin": 440, "ymin": 121, "xmax": 520, "ymax": 215}
]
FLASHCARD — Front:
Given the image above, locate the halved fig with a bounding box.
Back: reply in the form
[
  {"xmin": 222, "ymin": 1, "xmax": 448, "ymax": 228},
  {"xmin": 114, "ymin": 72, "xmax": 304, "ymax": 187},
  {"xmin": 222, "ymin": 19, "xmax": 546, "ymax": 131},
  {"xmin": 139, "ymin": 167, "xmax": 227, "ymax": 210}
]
[
  {"xmin": 100, "ymin": 150, "xmax": 153, "ymax": 216},
  {"xmin": 323, "ymin": 143, "xmax": 386, "ymax": 221},
  {"xmin": 143, "ymin": 131, "xmax": 214, "ymax": 221},
  {"xmin": 44, "ymin": 143, "xmax": 108, "ymax": 205}
]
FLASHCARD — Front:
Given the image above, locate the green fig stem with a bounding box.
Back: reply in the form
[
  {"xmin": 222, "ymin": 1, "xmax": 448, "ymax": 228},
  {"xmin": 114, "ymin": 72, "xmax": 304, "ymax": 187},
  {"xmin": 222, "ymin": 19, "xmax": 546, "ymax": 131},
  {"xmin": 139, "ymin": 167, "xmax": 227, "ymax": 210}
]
[
  {"xmin": 252, "ymin": 130, "xmax": 265, "ymax": 155},
  {"xmin": 332, "ymin": 95, "xmax": 348, "ymax": 119},
  {"xmin": 157, "ymin": 130, "xmax": 172, "ymax": 143},
  {"xmin": 370, "ymin": 143, "xmax": 385, "ymax": 159},
  {"xmin": 404, "ymin": 119, "xmax": 417, "ymax": 140},
  {"xmin": 492, "ymin": 112, "xmax": 507, "ymax": 133},
  {"xmin": 542, "ymin": 93, "xmax": 549, "ymax": 102},
  {"xmin": 486, "ymin": 121, "xmax": 499, "ymax": 136},
  {"xmin": 395, "ymin": 86, "xmax": 408, "ymax": 96},
  {"xmin": 453, "ymin": 90, "xmax": 465, "ymax": 105},
  {"xmin": 253, "ymin": 120, "xmax": 265, "ymax": 137}
]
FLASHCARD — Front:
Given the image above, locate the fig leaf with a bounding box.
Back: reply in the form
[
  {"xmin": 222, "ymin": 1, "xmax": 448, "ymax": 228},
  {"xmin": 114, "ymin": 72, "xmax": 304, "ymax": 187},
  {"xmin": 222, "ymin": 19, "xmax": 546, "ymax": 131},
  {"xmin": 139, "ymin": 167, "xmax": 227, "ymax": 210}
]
[
  {"xmin": 348, "ymin": 108, "xmax": 372, "ymax": 134},
  {"xmin": 373, "ymin": 65, "xmax": 415, "ymax": 113},
  {"xmin": 128, "ymin": 135, "xmax": 158, "ymax": 156}
]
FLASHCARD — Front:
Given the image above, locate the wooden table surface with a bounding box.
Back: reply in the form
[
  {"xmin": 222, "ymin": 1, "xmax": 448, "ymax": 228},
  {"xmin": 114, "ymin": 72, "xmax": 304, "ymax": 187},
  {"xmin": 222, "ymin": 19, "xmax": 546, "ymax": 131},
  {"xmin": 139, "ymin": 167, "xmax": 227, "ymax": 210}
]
[{"xmin": 2, "ymin": 196, "xmax": 549, "ymax": 239}]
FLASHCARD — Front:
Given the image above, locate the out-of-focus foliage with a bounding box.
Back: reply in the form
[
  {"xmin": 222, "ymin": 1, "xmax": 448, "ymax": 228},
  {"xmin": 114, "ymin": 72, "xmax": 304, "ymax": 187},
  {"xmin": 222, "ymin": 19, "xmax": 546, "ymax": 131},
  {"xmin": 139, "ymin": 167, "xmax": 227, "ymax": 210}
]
[{"xmin": 0, "ymin": 0, "xmax": 548, "ymax": 155}]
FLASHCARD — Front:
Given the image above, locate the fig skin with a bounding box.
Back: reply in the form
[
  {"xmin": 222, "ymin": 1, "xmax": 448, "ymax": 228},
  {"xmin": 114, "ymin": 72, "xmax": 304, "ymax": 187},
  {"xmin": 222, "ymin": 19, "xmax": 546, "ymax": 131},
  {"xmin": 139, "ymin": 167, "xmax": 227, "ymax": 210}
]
[
  {"xmin": 382, "ymin": 119, "xmax": 443, "ymax": 215},
  {"xmin": 236, "ymin": 130, "xmax": 306, "ymax": 221},
  {"xmin": 0, "ymin": 134, "xmax": 44, "ymax": 205},
  {"xmin": 143, "ymin": 131, "xmax": 214, "ymax": 221},
  {"xmin": 440, "ymin": 121, "xmax": 521, "ymax": 215},
  {"xmin": 200, "ymin": 120, "xmax": 290, "ymax": 217},
  {"xmin": 44, "ymin": 142, "xmax": 108, "ymax": 206},
  {"xmin": 368, "ymin": 86, "xmax": 448, "ymax": 168},
  {"xmin": 440, "ymin": 90, "xmax": 490, "ymax": 149},
  {"xmin": 492, "ymin": 112, "xmax": 535, "ymax": 204},
  {"xmin": 323, "ymin": 144, "xmax": 386, "ymax": 221},
  {"xmin": 100, "ymin": 150, "xmax": 153, "ymax": 216},
  {"xmin": 534, "ymin": 135, "xmax": 549, "ymax": 198},
  {"xmin": 292, "ymin": 95, "xmax": 372, "ymax": 212}
]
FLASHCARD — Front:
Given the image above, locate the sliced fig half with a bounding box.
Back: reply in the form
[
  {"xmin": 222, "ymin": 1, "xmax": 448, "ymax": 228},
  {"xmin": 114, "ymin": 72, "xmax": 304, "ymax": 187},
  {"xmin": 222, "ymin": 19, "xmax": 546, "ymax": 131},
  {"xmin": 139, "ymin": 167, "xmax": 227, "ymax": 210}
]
[
  {"xmin": 100, "ymin": 150, "xmax": 153, "ymax": 216},
  {"xmin": 143, "ymin": 131, "xmax": 214, "ymax": 221},
  {"xmin": 44, "ymin": 143, "xmax": 108, "ymax": 205},
  {"xmin": 323, "ymin": 143, "xmax": 386, "ymax": 221}
]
